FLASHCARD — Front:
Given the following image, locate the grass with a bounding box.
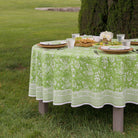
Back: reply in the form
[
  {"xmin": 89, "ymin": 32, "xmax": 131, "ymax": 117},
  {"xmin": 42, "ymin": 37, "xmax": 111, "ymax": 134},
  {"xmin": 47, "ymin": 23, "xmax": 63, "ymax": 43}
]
[{"xmin": 0, "ymin": 0, "xmax": 138, "ymax": 137}]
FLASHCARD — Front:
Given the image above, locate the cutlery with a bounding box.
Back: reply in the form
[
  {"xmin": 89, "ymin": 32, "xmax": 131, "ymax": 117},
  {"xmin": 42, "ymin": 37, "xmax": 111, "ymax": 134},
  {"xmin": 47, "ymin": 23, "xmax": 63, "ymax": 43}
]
[
  {"xmin": 132, "ymin": 49, "xmax": 138, "ymax": 53},
  {"xmin": 57, "ymin": 48, "xmax": 64, "ymax": 50},
  {"xmin": 94, "ymin": 50, "xmax": 99, "ymax": 55}
]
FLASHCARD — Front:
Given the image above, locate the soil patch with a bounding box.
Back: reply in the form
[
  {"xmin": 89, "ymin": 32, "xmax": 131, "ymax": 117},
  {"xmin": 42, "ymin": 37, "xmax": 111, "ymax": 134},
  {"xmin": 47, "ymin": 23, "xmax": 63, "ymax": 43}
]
[
  {"xmin": 6, "ymin": 64, "xmax": 26, "ymax": 71},
  {"xmin": 15, "ymin": 65, "xmax": 27, "ymax": 71}
]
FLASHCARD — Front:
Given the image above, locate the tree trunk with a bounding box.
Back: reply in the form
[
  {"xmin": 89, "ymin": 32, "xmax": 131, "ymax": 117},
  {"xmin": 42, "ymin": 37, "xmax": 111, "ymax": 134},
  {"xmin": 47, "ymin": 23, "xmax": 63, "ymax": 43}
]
[{"xmin": 79, "ymin": 0, "xmax": 108, "ymax": 35}]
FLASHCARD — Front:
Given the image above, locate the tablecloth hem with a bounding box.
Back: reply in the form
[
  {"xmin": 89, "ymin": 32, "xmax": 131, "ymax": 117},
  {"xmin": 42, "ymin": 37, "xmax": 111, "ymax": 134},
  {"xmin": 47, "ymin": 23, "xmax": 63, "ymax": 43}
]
[
  {"xmin": 71, "ymin": 101, "xmax": 138, "ymax": 108},
  {"xmin": 41, "ymin": 100, "xmax": 138, "ymax": 108},
  {"xmin": 36, "ymin": 98, "xmax": 43, "ymax": 100},
  {"xmin": 43, "ymin": 100, "xmax": 53, "ymax": 102},
  {"xmin": 28, "ymin": 95, "xmax": 36, "ymax": 97},
  {"xmin": 53, "ymin": 102, "xmax": 71, "ymax": 105}
]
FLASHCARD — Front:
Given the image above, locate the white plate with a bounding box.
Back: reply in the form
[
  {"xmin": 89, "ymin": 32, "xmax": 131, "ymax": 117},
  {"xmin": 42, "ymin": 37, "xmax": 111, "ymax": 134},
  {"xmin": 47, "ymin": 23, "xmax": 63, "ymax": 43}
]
[
  {"xmin": 130, "ymin": 39, "xmax": 138, "ymax": 42},
  {"xmin": 40, "ymin": 40, "xmax": 66, "ymax": 45},
  {"xmin": 80, "ymin": 35, "xmax": 93, "ymax": 39},
  {"xmin": 101, "ymin": 46, "xmax": 131, "ymax": 50}
]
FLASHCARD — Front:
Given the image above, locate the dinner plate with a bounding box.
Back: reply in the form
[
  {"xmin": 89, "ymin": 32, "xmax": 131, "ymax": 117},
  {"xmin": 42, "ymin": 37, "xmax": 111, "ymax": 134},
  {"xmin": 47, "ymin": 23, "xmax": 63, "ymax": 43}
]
[
  {"xmin": 101, "ymin": 46, "xmax": 130, "ymax": 50},
  {"xmin": 99, "ymin": 46, "xmax": 133, "ymax": 54},
  {"xmin": 130, "ymin": 39, "xmax": 138, "ymax": 45},
  {"xmin": 40, "ymin": 40, "xmax": 66, "ymax": 45},
  {"xmin": 80, "ymin": 35, "xmax": 93, "ymax": 39},
  {"xmin": 37, "ymin": 43, "xmax": 66, "ymax": 48}
]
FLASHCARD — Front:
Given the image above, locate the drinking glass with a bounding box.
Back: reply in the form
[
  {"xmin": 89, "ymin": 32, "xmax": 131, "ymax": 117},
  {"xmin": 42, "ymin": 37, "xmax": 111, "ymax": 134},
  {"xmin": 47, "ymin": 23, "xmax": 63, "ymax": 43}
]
[
  {"xmin": 66, "ymin": 38, "xmax": 75, "ymax": 49},
  {"xmin": 72, "ymin": 33, "xmax": 80, "ymax": 39},
  {"xmin": 93, "ymin": 36, "xmax": 101, "ymax": 42},
  {"xmin": 117, "ymin": 34, "xmax": 125, "ymax": 42},
  {"xmin": 122, "ymin": 39, "xmax": 131, "ymax": 46}
]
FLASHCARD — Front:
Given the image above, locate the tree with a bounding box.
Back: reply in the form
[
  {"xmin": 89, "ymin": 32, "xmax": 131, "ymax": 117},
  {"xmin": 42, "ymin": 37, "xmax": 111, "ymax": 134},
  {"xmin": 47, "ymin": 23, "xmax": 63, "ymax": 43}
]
[
  {"xmin": 79, "ymin": 0, "xmax": 108, "ymax": 35},
  {"xmin": 79, "ymin": 0, "xmax": 138, "ymax": 38}
]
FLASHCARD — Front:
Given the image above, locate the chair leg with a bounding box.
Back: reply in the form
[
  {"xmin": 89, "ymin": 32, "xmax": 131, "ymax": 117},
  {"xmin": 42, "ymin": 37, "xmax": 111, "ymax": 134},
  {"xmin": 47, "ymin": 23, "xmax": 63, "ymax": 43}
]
[
  {"xmin": 39, "ymin": 100, "xmax": 48, "ymax": 115},
  {"xmin": 113, "ymin": 107, "xmax": 124, "ymax": 132}
]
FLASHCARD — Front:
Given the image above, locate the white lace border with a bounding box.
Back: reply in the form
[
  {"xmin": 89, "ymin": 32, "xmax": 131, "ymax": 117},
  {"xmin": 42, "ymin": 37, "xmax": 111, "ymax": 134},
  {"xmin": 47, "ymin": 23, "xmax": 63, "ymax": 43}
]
[{"xmin": 28, "ymin": 95, "xmax": 138, "ymax": 108}]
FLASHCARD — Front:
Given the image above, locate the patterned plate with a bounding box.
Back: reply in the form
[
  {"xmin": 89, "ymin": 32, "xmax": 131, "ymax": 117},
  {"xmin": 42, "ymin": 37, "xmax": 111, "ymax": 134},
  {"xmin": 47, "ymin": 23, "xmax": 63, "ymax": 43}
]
[
  {"xmin": 130, "ymin": 39, "xmax": 138, "ymax": 45},
  {"xmin": 99, "ymin": 47, "xmax": 133, "ymax": 54},
  {"xmin": 40, "ymin": 40, "xmax": 66, "ymax": 45},
  {"xmin": 38, "ymin": 40, "xmax": 67, "ymax": 48},
  {"xmin": 37, "ymin": 43, "xmax": 67, "ymax": 48},
  {"xmin": 101, "ymin": 46, "xmax": 130, "ymax": 50}
]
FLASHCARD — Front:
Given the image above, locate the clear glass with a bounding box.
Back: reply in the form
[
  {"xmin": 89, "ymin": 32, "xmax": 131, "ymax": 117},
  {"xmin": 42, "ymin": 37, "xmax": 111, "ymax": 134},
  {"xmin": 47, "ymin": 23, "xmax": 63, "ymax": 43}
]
[
  {"xmin": 66, "ymin": 38, "xmax": 75, "ymax": 49},
  {"xmin": 93, "ymin": 36, "xmax": 101, "ymax": 42},
  {"xmin": 72, "ymin": 33, "xmax": 80, "ymax": 39},
  {"xmin": 117, "ymin": 34, "xmax": 125, "ymax": 42},
  {"xmin": 122, "ymin": 39, "xmax": 131, "ymax": 46}
]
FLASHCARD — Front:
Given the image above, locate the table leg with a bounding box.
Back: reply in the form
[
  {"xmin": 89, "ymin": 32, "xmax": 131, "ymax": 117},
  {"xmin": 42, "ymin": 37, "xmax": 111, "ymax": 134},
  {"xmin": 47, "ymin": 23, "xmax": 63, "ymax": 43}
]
[
  {"xmin": 113, "ymin": 107, "xmax": 124, "ymax": 132},
  {"xmin": 39, "ymin": 100, "xmax": 48, "ymax": 115}
]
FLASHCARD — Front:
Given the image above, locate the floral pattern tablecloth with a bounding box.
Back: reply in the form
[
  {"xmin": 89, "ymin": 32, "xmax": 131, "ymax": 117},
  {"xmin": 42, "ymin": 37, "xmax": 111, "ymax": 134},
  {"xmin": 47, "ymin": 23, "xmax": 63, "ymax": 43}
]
[{"xmin": 29, "ymin": 42, "xmax": 138, "ymax": 108}]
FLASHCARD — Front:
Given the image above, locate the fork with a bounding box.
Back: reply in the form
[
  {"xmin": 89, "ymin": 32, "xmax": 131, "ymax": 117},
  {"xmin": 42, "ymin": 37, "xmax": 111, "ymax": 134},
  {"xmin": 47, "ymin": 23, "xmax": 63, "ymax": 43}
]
[
  {"xmin": 132, "ymin": 49, "xmax": 138, "ymax": 53},
  {"xmin": 94, "ymin": 50, "xmax": 99, "ymax": 55},
  {"xmin": 57, "ymin": 48, "xmax": 64, "ymax": 50}
]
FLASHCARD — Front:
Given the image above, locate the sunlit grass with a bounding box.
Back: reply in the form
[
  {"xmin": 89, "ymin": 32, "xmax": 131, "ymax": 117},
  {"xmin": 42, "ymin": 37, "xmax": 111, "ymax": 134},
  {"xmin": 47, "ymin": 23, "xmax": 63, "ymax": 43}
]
[{"xmin": 0, "ymin": 0, "xmax": 138, "ymax": 137}]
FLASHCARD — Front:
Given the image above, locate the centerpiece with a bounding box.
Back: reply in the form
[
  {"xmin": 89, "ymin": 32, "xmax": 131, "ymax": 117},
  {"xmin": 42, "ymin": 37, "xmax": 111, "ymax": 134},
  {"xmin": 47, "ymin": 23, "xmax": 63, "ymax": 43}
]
[
  {"xmin": 94, "ymin": 31, "xmax": 121, "ymax": 46},
  {"xmin": 100, "ymin": 31, "xmax": 113, "ymax": 42}
]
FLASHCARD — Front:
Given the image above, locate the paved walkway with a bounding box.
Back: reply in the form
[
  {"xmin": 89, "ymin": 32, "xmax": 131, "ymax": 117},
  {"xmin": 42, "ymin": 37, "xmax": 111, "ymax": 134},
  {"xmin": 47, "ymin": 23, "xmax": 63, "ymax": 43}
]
[{"xmin": 35, "ymin": 7, "xmax": 80, "ymax": 12}]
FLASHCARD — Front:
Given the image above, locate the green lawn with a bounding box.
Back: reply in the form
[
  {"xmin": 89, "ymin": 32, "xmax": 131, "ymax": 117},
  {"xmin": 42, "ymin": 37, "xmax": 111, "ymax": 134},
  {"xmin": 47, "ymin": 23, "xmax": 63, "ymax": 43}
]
[{"xmin": 0, "ymin": 0, "xmax": 138, "ymax": 137}]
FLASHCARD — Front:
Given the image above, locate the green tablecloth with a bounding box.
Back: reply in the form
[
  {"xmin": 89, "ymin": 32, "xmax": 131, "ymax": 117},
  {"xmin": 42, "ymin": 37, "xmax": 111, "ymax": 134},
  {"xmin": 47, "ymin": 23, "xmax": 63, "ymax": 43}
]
[{"xmin": 29, "ymin": 42, "xmax": 138, "ymax": 108}]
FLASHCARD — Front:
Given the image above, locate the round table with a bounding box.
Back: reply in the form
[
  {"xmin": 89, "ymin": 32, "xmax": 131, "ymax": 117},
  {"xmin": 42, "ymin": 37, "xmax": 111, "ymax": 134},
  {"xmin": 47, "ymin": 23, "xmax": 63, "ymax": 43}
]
[{"xmin": 29, "ymin": 42, "xmax": 138, "ymax": 132}]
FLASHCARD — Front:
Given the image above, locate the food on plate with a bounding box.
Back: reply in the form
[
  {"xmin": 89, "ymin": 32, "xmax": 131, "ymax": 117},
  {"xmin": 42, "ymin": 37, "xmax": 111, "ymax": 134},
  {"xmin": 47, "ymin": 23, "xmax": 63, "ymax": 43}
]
[
  {"xmin": 95, "ymin": 41, "xmax": 122, "ymax": 46},
  {"xmin": 75, "ymin": 37, "xmax": 83, "ymax": 43},
  {"xmin": 75, "ymin": 37, "xmax": 83, "ymax": 40},
  {"xmin": 79, "ymin": 38, "xmax": 95, "ymax": 44},
  {"xmin": 75, "ymin": 37, "xmax": 96, "ymax": 47}
]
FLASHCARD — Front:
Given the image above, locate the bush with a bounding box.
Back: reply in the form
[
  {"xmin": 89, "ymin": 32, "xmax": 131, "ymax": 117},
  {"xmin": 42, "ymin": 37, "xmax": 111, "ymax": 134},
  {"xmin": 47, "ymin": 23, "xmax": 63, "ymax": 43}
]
[
  {"xmin": 79, "ymin": 0, "xmax": 138, "ymax": 38},
  {"xmin": 79, "ymin": 0, "xmax": 108, "ymax": 35}
]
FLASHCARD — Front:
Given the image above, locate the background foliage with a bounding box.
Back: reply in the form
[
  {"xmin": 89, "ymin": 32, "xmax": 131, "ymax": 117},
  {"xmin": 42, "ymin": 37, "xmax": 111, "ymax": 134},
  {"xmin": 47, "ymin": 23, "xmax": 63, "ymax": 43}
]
[
  {"xmin": 79, "ymin": 0, "xmax": 108, "ymax": 35},
  {"xmin": 79, "ymin": 0, "xmax": 138, "ymax": 38}
]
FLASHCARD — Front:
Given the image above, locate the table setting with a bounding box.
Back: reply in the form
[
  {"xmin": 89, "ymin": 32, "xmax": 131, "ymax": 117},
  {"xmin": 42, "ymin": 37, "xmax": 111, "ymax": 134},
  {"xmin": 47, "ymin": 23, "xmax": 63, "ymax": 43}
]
[
  {"xmin": 29, "ymin": 31, "xmax": 138, "ymax": 106},
  {"xmin": 37, "ymin": 40, "xmax": 67, "ymax": 48},
  {"xmin": 29, "ymin": 31, "xmax": 138, "ymax": 132}
]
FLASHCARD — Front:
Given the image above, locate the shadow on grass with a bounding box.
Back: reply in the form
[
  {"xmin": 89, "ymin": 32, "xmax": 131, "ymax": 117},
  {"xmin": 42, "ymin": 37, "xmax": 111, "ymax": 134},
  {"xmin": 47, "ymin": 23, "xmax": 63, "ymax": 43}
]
[{"xmin": 6, "ymin": 64, "xmax": 27, "ymax": 71}]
